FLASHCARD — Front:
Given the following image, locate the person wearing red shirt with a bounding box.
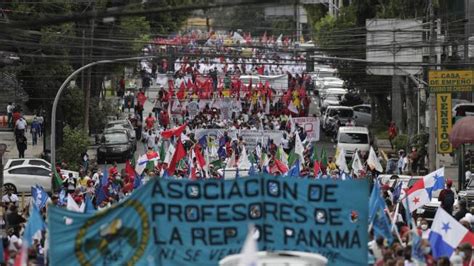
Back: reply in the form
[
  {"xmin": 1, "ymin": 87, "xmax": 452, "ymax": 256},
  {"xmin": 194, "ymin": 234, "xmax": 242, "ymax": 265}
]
[
  {"xmin": 145, "ymin": 113, "xmax": 156, "ymax": 130},
  {"xmin": 159, "ymin": 110, "xmax": 170, "ymax": 129}
]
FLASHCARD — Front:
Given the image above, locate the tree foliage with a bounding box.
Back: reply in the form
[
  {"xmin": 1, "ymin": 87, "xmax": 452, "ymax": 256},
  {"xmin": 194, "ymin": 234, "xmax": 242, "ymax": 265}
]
[
  {"xmin": 309, "ymin": 0, "xmax": 429, "ymax": 125},
  {"xmin": 58, "ymin": 125, "xmax": 90, "ymax": 171}
]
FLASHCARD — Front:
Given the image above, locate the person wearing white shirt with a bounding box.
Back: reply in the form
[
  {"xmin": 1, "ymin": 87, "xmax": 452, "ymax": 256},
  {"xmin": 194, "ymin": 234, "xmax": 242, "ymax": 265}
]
[
  {"xmin": 6, "ymin": 102, "xmax": 13, "ymax": 128},
  {"xmin": 15, "ymin": 117, "xmax": 27, "ymax": 135},
  {"xmin": 2, "ymin": 190, "xmax": 19, "ymax": 207}
]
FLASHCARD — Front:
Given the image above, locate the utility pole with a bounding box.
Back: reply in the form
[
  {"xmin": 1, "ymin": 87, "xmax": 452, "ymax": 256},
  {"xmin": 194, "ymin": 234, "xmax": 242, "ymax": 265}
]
[
  {"xmin": 428, "ymin": 0, "xmax": 437, "ymax": 172},
  {"xmin": 81, "ymin": 29, "xmax": 85, "ymax": 92},
  {"xmin": 84, "ymin": 1, "xmax": 95, "ymax": 134},
  {"xmin": 0, "ymin": 143, "xmax": 6, "ymax": 239},
  {"xmin": 294, "ymin": 0, "xmax": 301, "ymax": 42},
  {"xmin": 465, "ymin": 0, "xmax": 470, "ymax": 64}
]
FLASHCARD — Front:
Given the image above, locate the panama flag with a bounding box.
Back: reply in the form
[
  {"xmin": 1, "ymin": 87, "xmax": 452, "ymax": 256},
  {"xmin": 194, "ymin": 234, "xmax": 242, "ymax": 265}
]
[
  {"xmin": 429, "ymin": 207, "xmax": 474, "ymax": 259},
  {"xmin": 403, "ymin": 168, "xmax": 445, "ymax": 212}
]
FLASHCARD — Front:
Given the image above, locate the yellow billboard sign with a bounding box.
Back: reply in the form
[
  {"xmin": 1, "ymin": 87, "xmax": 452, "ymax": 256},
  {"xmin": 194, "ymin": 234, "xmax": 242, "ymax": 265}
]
[
  {"xmin": 436, "ymin": 93, "xmax": 453, "ymax": 154},
  {"xmin": 429, "ymin": 70, "xmax": 474, "ymax": 92}
]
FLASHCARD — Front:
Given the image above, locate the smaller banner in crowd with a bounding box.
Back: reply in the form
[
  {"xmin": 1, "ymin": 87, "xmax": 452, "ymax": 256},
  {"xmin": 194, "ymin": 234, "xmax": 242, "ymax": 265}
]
[
  {"xmin": 293, "ymin": 117, "xmax": 320, "ymax": 142},
  {"xmin": 48, "ymin": 176, "xmax": 368, "ymax": 266},
  {"xmin": 194, "ymin": 129, "xmax": 286, "ymax": 152},
  {"xmin": 171, "ymin": 99, "xmax": 243, "ymax": 120}
]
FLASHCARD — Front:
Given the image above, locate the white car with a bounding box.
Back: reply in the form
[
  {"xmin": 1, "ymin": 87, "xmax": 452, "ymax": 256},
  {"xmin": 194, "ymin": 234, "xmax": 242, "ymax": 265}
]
[
  {"xmin": 322, "ymin": 106, "xmax": 354, "ymax": 130},
  {"xmin": 352, "ymin": 104, "xmax": 372, "ymax": 126},
  {"xmin": 319, "ymin": 88, "xmax": 347, "ymax": 100},
  {"xmin": 321, "ymin": 94, "xmax": 341, "ymax": 109},
  {"xmin": 3, "ymin": 158, "xmax": 79, "ymax": 193},
  {"xmin": 4, "ymin": 158, "xmax": 78, "ymax": 177},
  {"xmin": 336, "ymin": 126, "xmax": 370, "ymax": 158},
  {"xmin": 3, "ymin": 165, "xmax": 52, "ymax": 193}
]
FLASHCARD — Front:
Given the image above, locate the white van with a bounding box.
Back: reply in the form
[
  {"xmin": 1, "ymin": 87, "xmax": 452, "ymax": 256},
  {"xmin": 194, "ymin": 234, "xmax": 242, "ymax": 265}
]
[{"xmin": 336, "ymin": 126, "xmax": 370, "ymax": 158}]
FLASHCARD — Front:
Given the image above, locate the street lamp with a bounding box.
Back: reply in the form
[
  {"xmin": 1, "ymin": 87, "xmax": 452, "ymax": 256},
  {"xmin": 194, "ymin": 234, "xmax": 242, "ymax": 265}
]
[{"xmin": 50, "ymin": 56, "xmax": 156, "ymax": 189}]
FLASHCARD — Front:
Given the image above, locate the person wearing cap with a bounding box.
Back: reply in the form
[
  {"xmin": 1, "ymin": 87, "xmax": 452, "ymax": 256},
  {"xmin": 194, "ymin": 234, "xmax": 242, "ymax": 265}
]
[{"xmin": 439, "ymin": 179, "xmax": 456, "ymax": 215}]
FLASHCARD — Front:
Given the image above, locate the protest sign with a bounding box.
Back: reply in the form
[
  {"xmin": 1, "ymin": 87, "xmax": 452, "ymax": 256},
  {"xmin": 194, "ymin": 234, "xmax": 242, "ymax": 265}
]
[
  {"xmin": 194, "ymin": 129, "xmax": 285, "ymax": 151},
  {"xmin": 155, "ymin": 74, "xmax": 169, "ymax": 88},
  {"xmin": 293, "ymin": 117, "xmax": 320, "ymax": 142},
  {"xmin": 48, "ymin": 176, "xmax": 368, "ymax": 266},
  {"xmin": 238, "ymin": 130, "xmax": 284, "ymax": 150},
  {"xmin": 187, "ymin": 101, "xmax": 200, "ymax": 119}
]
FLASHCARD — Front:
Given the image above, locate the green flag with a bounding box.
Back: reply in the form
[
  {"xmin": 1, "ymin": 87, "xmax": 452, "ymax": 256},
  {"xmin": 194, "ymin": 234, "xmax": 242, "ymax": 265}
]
[
  {"xmin": 312, "ymin": 144, "xmax": 319, "ymax": 162},
  {"xmin": 248, "ymin": 152, "xmax": 256, "ymax": 164},
  {"xmin": 276, "ymin": 147, "xmax": 282, "ymax": 161},
  {"xmin": 146, "ymin": 161, "xmax": 155, "ymax": 172},
  {"xmin": 52, "ymin": 167, "xmax": 63, "ymax": 192},
  {"xmin": 287, "ymin": 148, "xmax": 297, "ymax": 168},
  {"xmin": 159, "ymin": 142, "xmax": 166, "ymax": 163},
  {"xmin": 210, "ymin": 159, "xmax": 224, "ymax": 169},
  {"xmin": 320, "ymin": 148, "xmax": 328, "ymax": 166},
  {"xmin": 178, "ymin": 158, "xmax": 187, "ymax": 170}
]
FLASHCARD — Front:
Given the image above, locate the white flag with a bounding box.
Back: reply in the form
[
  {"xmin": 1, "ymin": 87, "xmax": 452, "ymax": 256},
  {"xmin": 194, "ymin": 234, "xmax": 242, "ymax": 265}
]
[
  {"xmin": 289, "ymin": 115, "xmax": 296, "ymax": 133},
  {"xmin": 352, "ymin": 151, "xmax": 364, "ymax": 176},
  {"xmin": 135, "ymin": 154, "xmax": 148, "ymax": 175},
  {"xmin": 367, "ymin": 146, "xmax": 384, "ymax": 172},
  {"xmin": 164, "ymin": 143, "xmax": 176, "ymax": 164},
  {"xmin": 336, "ymin": 148, "xmax": 349, "ymax": 173},
  {"xmin": 294, "ymin": 132, "xmax": 304, "ymax": 167},
  {"xmin": 67, "ymin": 194, "xmax": 85, "ymax": 213},
  {"xmin": 238, "ymin": 146, "xmax": 251, "ymax": 169},
  {"xmin": 288, "ymin": 101, "xmax": 298, "ymax": 114},
  {"xmin": 238, "ymin": 225, "xmax": 258, "ymax": 266},
  {"xmin": 226, "ymin": 150, "xmax": 236, "ymax": 168}
]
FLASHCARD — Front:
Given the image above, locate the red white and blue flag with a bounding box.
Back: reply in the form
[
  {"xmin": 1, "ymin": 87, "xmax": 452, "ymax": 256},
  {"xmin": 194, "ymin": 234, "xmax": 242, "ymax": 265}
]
[
  {"xmin": 429, "ymin": 207, "xmax": 474, "ymax": 259},
  {"xmin": 403, "ymin": 168, "xmax": 445, "ymax": 212}
]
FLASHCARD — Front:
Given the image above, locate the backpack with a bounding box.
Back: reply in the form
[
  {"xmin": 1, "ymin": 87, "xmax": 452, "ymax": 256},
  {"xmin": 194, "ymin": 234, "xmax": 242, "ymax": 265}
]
[{"xmin": 442, "ymin": 189, "xmax": 455, "ymax": 209}]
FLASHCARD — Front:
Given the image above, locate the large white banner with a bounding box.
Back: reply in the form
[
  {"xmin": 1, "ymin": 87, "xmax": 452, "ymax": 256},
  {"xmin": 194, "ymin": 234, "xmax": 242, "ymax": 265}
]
[{"xmin": 293, "ymin": 117, "xmax": 320, "ymax": 142}]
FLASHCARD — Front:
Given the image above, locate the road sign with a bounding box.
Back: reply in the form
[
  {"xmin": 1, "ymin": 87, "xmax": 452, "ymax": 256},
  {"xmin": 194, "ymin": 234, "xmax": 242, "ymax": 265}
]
[
  {"xmin": 429, "ymin": 70, "xmax": 474, "ymax": 92},
  {"xmin": 436, "ymin": 93, "xmax": 453, "ymax": 154}
]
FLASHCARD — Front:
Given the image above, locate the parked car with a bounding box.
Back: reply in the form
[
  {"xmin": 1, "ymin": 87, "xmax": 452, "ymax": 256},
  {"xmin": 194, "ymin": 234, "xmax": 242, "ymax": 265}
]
[
  {"xmin": 97, "ymin": 131, "xmax": 134, "ymax": 163},
  {"xmin": 103, "ymin": 128, "xmax": 136, "ymax": 153},
  {"xmin": 322, "ymin": 106, "xmax": 354, "ymax": 130},
  {"xmin": 105, "ymin": 119, "xmax": 136, "ymax": 142},
  {"xmin": 336, "ymin": 126, "xmax": 370, "ymax": 158},
  {"xmin": 319, "ymin": 88, "xmax": 347, "ymax": 100},
  {"xmin": 452, "ymin": 103, "xmax": 474, "ymax": 123},
  {"xmin": 352, "ymin": 104, "xmax": 372, "ymax": 126},
  {"xmin": 321, "ymin": 94, "xmax": 341, "ymax": 109},
  {"xmin": 4, "ymin": 158, "xmax": 79, "ymax": 178},
  {"xmin": 3, "ymin": 165, "xmax": 52, "ymax": 193},
  {"xmin": 457, "ymin": 177, "xmax": 474, "ymax": 208}
]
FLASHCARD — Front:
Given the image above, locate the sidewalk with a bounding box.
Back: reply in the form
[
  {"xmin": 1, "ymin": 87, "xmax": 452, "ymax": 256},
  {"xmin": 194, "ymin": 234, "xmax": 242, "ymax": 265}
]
[{"xmin": 0, "ymin": 131, "xmax": 44, "ymax": 161}]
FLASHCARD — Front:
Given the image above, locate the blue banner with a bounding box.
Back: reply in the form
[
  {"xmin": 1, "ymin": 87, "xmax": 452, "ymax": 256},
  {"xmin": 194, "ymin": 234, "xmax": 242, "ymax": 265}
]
[{"xmin": 48, "ymin": 175, "xmax": 368, "ymax": 265}]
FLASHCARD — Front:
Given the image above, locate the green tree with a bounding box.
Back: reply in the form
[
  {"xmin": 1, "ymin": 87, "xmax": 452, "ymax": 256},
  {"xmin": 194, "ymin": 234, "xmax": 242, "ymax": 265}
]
[
  {"xmin": 309, "ymin": 0, "xmax": 429, "ymax": 126},
  {"xmin": 58, "ymin": 125, "xmax": 90, "ymax": 171}
]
